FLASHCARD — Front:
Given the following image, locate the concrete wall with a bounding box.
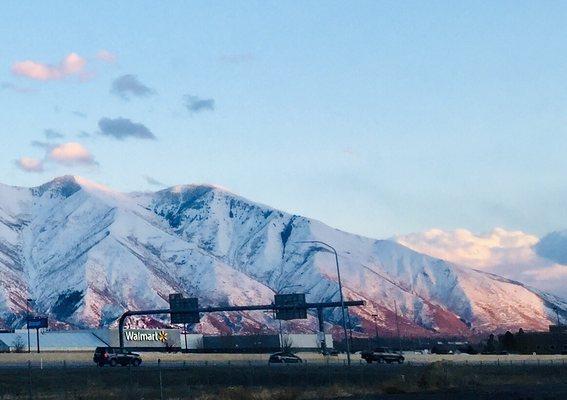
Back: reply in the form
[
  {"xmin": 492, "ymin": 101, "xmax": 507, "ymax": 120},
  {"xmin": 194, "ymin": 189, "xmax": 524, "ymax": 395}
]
[
  {"xmin": 0, "ymin": 329, "xmax": 333, "ymax": 352},
  {"xmin": 285, "ymin": 334, "xmax": 333, "ymax": 349},
  {"xmin": 0, "ymin": 329, "xmax": 106, "ymax": 351}
]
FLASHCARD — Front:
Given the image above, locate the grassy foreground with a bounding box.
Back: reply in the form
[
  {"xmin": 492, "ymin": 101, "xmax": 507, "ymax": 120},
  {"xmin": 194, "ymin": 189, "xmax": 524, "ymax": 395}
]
[{"xmin": 0, "ymin": 361, "xmax": 566, "ymax": 399}]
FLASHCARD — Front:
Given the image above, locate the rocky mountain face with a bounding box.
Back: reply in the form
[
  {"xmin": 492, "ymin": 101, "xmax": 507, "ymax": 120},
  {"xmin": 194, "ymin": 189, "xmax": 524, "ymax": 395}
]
[{"xmin": 0, "ymin": 176, "xmax": 565, "ymax": 337}]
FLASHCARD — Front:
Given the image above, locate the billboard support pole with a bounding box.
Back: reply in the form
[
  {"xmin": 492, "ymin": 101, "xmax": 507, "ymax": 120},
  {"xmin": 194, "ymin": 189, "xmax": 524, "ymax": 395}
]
[{"xmin": 184, "ymin": 323, "xmax": 188, "ymax": 351}]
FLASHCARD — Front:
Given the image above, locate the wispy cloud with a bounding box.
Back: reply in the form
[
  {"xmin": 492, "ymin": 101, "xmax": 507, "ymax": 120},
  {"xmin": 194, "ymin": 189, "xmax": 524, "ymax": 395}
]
[
  {"xmin": 143, "ymin": 175, "xmax": 166, "ymax": 186},
  {"xmin": 219, "ymin": 52, "xmax": 254, "ymax": 64},
  {"xmin": 98, "ymin": 117, "xmax": 156, "ymax": 140},
  {"xmin": 1, "ymin": 82, "xmax": 36, "ymax": 93},
  {"xmin": 12, "ymin": 53, "xmax": 87, "ymax": 81},
  {"xmin": 96, "ymin": 49, "xmax": 117, "ymax": 63},
  {"xmin": 111, "ymin": 74, "xmax": 155, "ymax": 100},
  {"xmin": 184, "ymin": 95, "xmax": 215, "ymax": 113},
  {"xmin": 72, "ymin": 111, "xmax": 87, "ymax": 118},
  {"xmin": 44, "ymin": 129, "xmax": 64, "ymax": 139},
  {"xmin": 31, "ymin": 140, "xmax": 54, "ymax": 149},
  {"xmin": 15, "ymin": 157, "xmax": 44, "ymax": 173}
]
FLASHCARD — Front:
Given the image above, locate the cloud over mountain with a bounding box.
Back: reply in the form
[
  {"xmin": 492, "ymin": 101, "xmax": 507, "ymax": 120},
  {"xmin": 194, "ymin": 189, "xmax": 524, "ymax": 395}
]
[
  {"xmin": 143, "ymin": 175, "xmax": 165, "ymax": 186},
  {"xmin": 15, "ymin": 157, "xmax": 44, "ymax": 173},
  {"xmin": 47, "ymin": 142, "xmax": 96, "ymax": 166},
  {"xmin": 395, "ymin": 228, "xmax": 567, "ymax": 298}
]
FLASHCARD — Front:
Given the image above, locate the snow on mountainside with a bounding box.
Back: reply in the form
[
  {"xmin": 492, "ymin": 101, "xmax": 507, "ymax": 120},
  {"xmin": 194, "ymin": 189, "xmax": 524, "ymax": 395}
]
[{"xmin": 0, "ymin": 176, "xmax": 565, "ymax": 337}]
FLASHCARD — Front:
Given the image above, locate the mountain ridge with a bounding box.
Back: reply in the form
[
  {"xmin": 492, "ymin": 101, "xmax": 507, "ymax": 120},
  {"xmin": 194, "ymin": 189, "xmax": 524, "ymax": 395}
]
[{"xmin": 0, "ymin": 176, "xmax": 565, "ymax": 337}]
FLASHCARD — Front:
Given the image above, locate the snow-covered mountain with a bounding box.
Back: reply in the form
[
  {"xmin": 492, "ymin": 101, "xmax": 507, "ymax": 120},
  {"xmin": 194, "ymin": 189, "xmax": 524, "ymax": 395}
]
[{"xmin": 0, "ymin": 176, "xmax": 565, "ymax": 337}]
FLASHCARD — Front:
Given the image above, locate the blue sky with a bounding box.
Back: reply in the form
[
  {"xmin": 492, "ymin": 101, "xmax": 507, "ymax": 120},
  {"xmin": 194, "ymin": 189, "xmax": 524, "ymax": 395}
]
[{"xmin": 2, "ymin": 1, "xmax": 567, "ymax": 239}]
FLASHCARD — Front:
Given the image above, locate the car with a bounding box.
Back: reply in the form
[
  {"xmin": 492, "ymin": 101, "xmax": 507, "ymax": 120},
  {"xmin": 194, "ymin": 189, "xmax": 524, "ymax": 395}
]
[
  {"xmin": 268, "ymin": 351, "xmax": 303, "ymax": 364},
  {"xmin": 93, "ymin": 347, "xmax": 142, "ymax": 367},
  {"xmin": 361, "ymin": 347, "xmax": 404, "ymax": 364},
  {"xmin": 322, "ymin": 349, "xmax": 339, "ymax": 356}
]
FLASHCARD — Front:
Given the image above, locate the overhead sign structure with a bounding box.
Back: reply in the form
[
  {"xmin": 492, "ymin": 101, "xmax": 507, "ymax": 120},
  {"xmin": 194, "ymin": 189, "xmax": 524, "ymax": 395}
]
[
  {"xmin": 169, "ymin": 293, "xmax": 200, "ymax": 324},
  {"xmin": 118, "ymin": 295, "xmax": 364, "ymax": 348},
  {"xmin": 275, "ymin": 293, "xmax": 307, "ymax": 320}
]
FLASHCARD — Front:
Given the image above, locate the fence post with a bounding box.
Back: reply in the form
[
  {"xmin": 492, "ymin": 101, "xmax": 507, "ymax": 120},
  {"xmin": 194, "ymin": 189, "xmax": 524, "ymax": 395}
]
[
  {"xmin": 27, "ymin": 360, "xmax": 32, "ymax": 400},
  {"xmin": 63, "ymin": 360, "xmax": 67, "ymax": 400},
  {"xmin": 158, "ymin": 358, "xmax": 163, "ymax": 400}
]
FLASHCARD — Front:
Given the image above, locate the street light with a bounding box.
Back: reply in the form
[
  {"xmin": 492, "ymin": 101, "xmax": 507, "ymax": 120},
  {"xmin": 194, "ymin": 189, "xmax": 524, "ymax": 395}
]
[
  {"xmin": 294, "ymin": 240, "xmax": 351, "ymax": 366},
  {"xmin": 371, "ymin": 314, "xmax": 379, "ymax": 341},
  {"xmin": 26, "ymin": 298, "xmax": 34, "ymax": 354}
]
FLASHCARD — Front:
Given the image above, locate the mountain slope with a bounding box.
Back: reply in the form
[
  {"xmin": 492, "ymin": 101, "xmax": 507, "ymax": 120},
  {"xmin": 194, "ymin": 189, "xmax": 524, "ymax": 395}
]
[{"xmin": 0, "ymin": 176, "xmax": 565, "ymax": 337}]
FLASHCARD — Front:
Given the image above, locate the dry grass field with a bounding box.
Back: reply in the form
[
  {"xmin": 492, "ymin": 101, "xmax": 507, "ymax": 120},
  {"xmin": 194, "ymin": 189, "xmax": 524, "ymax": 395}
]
[{"xmin": 0, "ymin": 358, "xmax": 566, "ymax": 399}]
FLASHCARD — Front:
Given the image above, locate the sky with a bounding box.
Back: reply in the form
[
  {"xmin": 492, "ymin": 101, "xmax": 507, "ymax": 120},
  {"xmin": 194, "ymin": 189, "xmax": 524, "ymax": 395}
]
[{"xmin": 2, "ymin": 1, "xmax": 567, "ymax": 242}]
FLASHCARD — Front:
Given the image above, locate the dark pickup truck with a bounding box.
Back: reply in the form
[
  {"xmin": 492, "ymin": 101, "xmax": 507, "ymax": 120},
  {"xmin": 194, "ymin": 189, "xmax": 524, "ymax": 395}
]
[{"xmin": 361, "ymin": 347, "xmax": 404, "ymax": 364}]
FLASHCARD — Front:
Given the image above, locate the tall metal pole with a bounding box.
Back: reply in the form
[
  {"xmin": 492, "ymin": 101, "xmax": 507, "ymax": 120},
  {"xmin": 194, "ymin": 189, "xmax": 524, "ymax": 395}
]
[
  {"xmin": 394, "ymin": 300, "xmax": 402, "ymax": 354},
  {"xmin": 295, "ymin": 240, "xmax": 351, "ymax": 365},
  {"xmin": 184, "ymin": 323, "xmax": 188, "ymax": 351},
  {"xmin": 26, "ymin": 298, "xmax": 32, "ymax": 354},
  {"xmin": 372, "ymin": 314, "xmax": 379, "ymax": 339},
  {"xmin": 36, "ymin": 328, "xmax": 40, "ymax": 353}
]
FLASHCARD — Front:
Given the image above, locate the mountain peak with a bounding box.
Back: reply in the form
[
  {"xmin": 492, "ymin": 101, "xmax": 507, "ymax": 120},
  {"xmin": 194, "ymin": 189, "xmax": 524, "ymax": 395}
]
[
  {"xmin": 32, "ymin": 176, "xmax": 117, "ymax": 200},
  {"xmin": 33, "ymin": 175, "xmax": 83, "ymax": 198},
  {"xmin": 168, "ymin": 183, "xmax": 233, "ymax": 195}
]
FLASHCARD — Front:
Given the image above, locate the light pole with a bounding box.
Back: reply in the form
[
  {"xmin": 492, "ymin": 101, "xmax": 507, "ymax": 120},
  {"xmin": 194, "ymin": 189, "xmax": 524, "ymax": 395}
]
[
  {"xmin": 295, "ymin": 240, "xmax": 351, "ymax": 366},
  {"xmin": 371, "ymin": 313, "xmax": 379, "ymax": 341},
  {"xmin": 394, "ymin": 300, "xmax": 402, "ymax": 354},
  {"xmin": 26, "ymin": 298, "xmax": 33, "ymax": 354}
]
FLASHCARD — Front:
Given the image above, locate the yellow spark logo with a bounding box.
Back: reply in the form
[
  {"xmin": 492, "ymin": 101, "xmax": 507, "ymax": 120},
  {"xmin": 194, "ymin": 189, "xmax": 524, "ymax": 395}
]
[{"xmin": 158, "ymin": 331, "xmax": 168, "ymax": 343}]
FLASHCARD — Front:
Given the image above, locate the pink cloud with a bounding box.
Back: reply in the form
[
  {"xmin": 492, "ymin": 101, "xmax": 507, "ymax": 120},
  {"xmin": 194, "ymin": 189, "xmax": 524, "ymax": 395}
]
[
  {"xmin": 11, "ymin": 53, "xmax": 87, "ymax": 81},
  {"xmin": 15, "ymin": 157, "xmax": 44, "ymax": 173},
  {"xmin": 96, "ymin": 49, "xmax": 116, "ymax": 63},
  {"xmin": 48, "ymin": 142, "xmax": 96, "ymax": 165},
  {"xmin": 395, "ymin": 228, "xmax": 567, "ymax": 298}
]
